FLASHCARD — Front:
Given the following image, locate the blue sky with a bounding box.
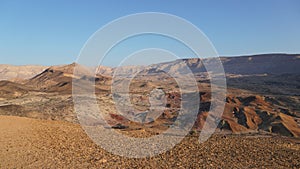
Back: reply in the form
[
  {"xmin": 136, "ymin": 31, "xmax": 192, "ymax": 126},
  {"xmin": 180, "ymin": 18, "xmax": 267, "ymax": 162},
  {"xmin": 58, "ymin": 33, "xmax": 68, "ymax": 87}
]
[{"xmin": 0, "ymin": 0, "xmax": 300, "ymax": 66}]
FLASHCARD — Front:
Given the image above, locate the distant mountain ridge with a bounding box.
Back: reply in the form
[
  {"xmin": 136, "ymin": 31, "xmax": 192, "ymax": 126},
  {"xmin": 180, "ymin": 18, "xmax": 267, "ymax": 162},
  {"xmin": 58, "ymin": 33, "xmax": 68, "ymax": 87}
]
[
  {"xmin": 0, "ymin": 65, "xmax": 47, "ymax": 81},
  {"xmin": 144, "ymin": 53, "xmax": 300, "ymax": 75},
  {"xmin": 96, "ymin": 53, "xmax": 300, "ymax": 76},
  {"xmin": 0, "ymin": 54, "xmax": 299, "ymax": 81},
  {"xmin": 220, "ymin": 53, "xmax": 300, "ymax": 75}
]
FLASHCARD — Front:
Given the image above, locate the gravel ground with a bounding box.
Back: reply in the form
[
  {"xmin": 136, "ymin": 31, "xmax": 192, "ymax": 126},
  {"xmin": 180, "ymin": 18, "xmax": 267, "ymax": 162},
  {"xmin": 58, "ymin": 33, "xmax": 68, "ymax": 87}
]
[{"xmin": 0, "ymin": 115, "xmax": 299, "ymax": 168}]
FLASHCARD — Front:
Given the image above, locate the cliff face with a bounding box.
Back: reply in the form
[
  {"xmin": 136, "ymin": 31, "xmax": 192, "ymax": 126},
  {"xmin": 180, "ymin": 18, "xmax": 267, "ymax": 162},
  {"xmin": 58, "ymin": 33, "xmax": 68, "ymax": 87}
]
[{"xmin": 150, "ymin": 53, "xmax": 300, "ymax": 75}]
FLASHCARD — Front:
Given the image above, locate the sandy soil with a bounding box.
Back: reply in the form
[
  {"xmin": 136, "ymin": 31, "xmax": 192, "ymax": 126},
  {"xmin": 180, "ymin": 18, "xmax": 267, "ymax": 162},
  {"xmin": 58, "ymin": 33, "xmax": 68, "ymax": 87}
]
[{"xmin": 0, "ymin": 115, "xmax": 299, "ymax": 168}]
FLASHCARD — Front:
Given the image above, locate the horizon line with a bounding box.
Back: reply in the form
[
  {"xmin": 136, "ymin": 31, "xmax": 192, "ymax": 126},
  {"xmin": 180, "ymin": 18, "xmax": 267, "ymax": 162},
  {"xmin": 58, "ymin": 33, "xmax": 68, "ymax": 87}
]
[{"xmin": 1, "ymin": 52, "xmax": 299, "ymax": 67}]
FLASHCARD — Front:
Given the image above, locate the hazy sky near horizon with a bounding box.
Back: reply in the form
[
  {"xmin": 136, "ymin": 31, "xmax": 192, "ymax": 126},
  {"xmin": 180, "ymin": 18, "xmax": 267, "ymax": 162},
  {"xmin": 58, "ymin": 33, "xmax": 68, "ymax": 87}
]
[{"xmin": 1, "ymin": 0, "xmax": 300, "ymax": 66}]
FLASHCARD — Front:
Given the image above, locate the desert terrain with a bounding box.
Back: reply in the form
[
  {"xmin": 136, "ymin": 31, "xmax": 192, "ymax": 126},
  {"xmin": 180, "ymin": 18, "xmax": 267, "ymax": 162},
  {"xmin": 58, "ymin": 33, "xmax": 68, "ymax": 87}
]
[
  {"xmin": 0, "ymin": 116, "xmax": 299, "ymax": 168},
  {"xmin": 0, "ymin": 54, "xmax": 299, "ymax": 168}
]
